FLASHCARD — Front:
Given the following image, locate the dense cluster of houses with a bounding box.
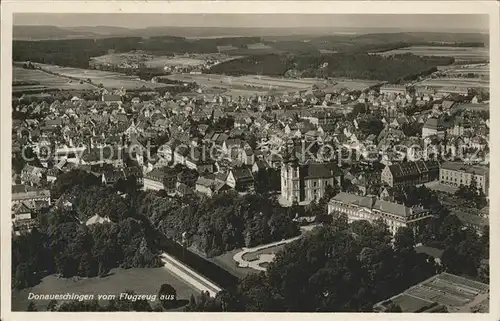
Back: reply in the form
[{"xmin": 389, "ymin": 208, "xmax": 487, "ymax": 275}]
[
  {"xmin": 89, "ymin": 52, "xmax": 223, "ymax": 74},
  {"xmin": 11, "ymin": 78, "xmax": 490, "ymax": 235}
]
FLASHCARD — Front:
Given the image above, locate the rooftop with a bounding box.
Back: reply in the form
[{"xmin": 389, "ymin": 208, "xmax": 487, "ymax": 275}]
[
  {"xmin": 330, "ymin": 192, "xmax": 426, "ymax": 218},
  {"xmin": 441, "ymin": 162, "xmax": 489, "ymax": 176},
  {"xmin": 374, "ymin": 272, "xmax": 489, "ymax": 313}
]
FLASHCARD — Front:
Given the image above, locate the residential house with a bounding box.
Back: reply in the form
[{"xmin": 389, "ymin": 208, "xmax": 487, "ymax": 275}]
[
  {"xmin": 21, "ymin": 165, "xmax": 46, "ymax": 186},
  {"xmin": 422, "ymin": 118, "xmax": 446, "ymax": 139},
  {"xmin": 101, "ymin": 169, "xmax": 126, "ymax": 186},
  {"xmin": 252, "ymin": 159, "xmax": 270, "ymax": 173},
  {"xmin": 123, "ymin": 166, "xmax": 144, "ymax": 187},
  {"xmin": 195, "ymin": 177, "xmax": 231, "ymax": 197},
  {"xmin": 143, "ymin": 168, "xmax": 168, "ymax": 191},
  {"xmin": 12, "ymin": 202, "xmax": 37, "ymax": 235},
  {"xmin": 185, "ymin": 147, "xmax": 215, "ymax": 173},
  {"xmin": 102, "ymin": 94, "xmax": 122, "ymax": 107},
  {"xmin": 226, "ymin": 167, "xmax": 255, "ymax": 191},
  {"xmin": 12, "ymin": 184, "xmax": 51, "ymax": 206},
  {"xmin": 380, "ymin": 84, "xmax": 407, "ymax": 96}
]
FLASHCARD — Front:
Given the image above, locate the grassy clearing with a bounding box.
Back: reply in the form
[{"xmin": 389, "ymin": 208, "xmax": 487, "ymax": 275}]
[
  {"xmin": 36, "ymin": 64, "xmax": 169, "ymax": 90},
  {"xmin": 11, "ymin": 267, "xmax": 198, "ymax": 311},
  {"xmin": 418, "ymin": 78, "xmax": 489, "ymax": 89},
  {"xmin": 13, "ymin": 67, "xmax": 95, "ymax": 92},
  {"xmin": 209, "ymin": 249, "xmax": 257, "ymax": 279},
  {"xmin": 241, "ymin": 244, "xmax": 286, "ymax": 262}
]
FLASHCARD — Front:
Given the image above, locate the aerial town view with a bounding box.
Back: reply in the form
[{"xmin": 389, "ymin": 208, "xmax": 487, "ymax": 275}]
[{"xmin": 8, "ymin": 13, "xmax": 490, "ymax": 313}]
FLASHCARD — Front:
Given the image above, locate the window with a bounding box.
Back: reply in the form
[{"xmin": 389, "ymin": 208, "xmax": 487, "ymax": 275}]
[{"xmin": 313, "ymin": 181, "xmax": 317, "ymax": 187}]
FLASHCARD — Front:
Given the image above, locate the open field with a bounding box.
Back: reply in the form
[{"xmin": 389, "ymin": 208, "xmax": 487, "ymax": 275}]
[
  {"xmin": 13, "ymin": 66, "xmax": 95, "ymax": 93},
  {"xmin": 374, "ymin": 46, "xmax": 489, "ymax": 61},
  {"xmin": 36, "ymin": 63, "xmax": 171, "ymax": 90},
  {"xmin": 324, "ymin": 78, "xmax": 385, "ymax": 92},
  {"xmin": 438, "ymin": 64, "xmax": 490, "ymax": 78},
  {"xmin": 166, "ymin": 73, "xmax": 325, "ymax": 96},
  {"xmin": 417, "ymin": 78, "xmax": 489, "ymax": 89},
  {"xmin": 11, "ymin": 267, "xmax": 198, "ymax": 311},
  {"xmin": 247, "ymin": 43, "xmax": 273, "ymax": 50},
  {"xmin": 442, "ymin": 68, "xmax": 489, "ymax": 76}
]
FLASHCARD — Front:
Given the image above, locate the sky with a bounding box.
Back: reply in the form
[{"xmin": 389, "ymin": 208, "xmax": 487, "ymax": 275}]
[{"xmin": 14, "ymin": 14, "xmax": 489, "ymax": 32}]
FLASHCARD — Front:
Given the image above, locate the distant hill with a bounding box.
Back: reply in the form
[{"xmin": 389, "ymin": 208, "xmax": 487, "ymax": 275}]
[
  {"xmin": 14, "ymin": 25, "xmax": 489, "ymax": 42},
  {"xmin": 13, "ymin": 26, "xmax": 100, "ymax": 40}
]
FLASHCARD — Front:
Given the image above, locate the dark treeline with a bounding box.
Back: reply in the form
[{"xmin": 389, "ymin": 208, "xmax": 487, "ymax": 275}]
[
  {"xmin": 13, "ymin": 36, "xmax": 263, "ymax": 68},
  {"xmin": 139, "ymin": 191, "xmax": 300, "ymax": 257},
  {"xmin": 12, "ymin": 169, "xmax": 299, "ymax": 290},
  {"xmin": 14, "ymin": 34, "xmax": 477, "ymax": 71},
  {"xmin": 12, "ymin": 170, "xmax": 163, "ymax": 290},
  {"xmin": 13, "ymin": 37, "xmax": 141, "ymax": 69},
  {"xmin": 208, "ymin": 53, "xmax": 454, "ymax": 83},
  {"xmin": 428, "ymin": 42, "xmax": 486, "ymax": 47},
  {"xmin": 181, "ymin": 220, "xmax": 440, "ymax": 312}
]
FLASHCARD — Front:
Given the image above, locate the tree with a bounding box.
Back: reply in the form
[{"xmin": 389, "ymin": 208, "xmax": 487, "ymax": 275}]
[
  {"xmin": 50, "ymin": 169, "xmax": 100, "ymax": 200},
  {"xmin": 385, "ymin": 303, "xmax": 402, "ymax": 312},
  {"xmin": 13, "ymin": 263, "xmax": 33, "ymax": 289},
  {"xmin": 441, "ymin": 246, "xmax": 461, "ymax": 274},
  {"xmin": 477, "ymin": 260, "xmax": 489, "ymax": 283},
  {"xmin": 47, "ymin": 299, "xmax": 58, "ymax": 311},
  {"xmin": 394, "ymin": 227, "xmax": 415, "ymax": 252},
  {"xmin": 27, "ymin": 301, "xmax": 37, "ymax": 311},
  {"xmin": 158, "ymin": 283, "xmax": 177, "ymax": 309},
  {"xmin": 349, "ymin": 103, "xmax": 368, "ymax": 118},
  {"xmin": 401, "ymin": 122, "xmax": 423, "ymax": 137}
]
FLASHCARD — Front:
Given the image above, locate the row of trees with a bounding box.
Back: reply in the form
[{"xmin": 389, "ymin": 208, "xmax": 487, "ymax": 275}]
[
  {"xmin": 393, "ymin": 185, "xmax": 489, "ymax": 283},
  {"xmin": 184, "ymin": 218, "xmax": 439, "ymax": 312},
  {"xmin": 13, "ymin": 170, "xmax": 162, "ymax": 289},
  {"xmin": 13, "ymin": 36, "xmax": 262, "ymax": 69},
  {"xmin": 13, "ymin": 213, "xmax": 162, "ymax": 289},
  {"xmin": 14, "ymin": 167, "xmax": 300, "ymax": 292},
  {"xmin": 455, "ymin": 182, "xmax": 488, "ymax": 209},
  {"xmin": 138, "ymin": 191, "xmax": 301, "ymax": 257}
]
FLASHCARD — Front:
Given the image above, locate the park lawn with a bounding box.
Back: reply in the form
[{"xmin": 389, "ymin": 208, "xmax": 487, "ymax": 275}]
[
  {"xmin": 241, "ymin": 244, "xmax": 286, "ymax": 262},
  {"xmin": 11, "ymin": 267, "xmax": 198, "ymax": 311},
  {"xmin": 209, "ymin": 249, "xmax": 257, "ymax": 279}
]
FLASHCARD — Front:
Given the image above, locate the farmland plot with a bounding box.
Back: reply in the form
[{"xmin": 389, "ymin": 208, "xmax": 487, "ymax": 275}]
[
  {"xmin": 166, "ymin": 73, "xmax": 323, "ymax": 95},
  {"xmin": 375, "ymin": 46, "xmax": 489, "ymax": 61},
  {"xmin": 13, "ymin": 67, "xmax": 95, "ymax": 93},
  {"xmin": 418, "ymin": 78, "xmax": 489, "ymax": 89},
  {"xmin": 37, "ymin": 64, "xmax": 171, "ymax": 90}
]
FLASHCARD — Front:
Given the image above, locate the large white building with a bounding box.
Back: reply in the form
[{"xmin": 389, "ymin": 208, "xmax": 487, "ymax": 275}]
[
  {"xmin": 440, "ymin": 162, "xmax": 489, "ymax": 195},
  {"xmin": 281, "ymin": 160, "xmax": 340, "ymax": 204},
  {"xmin": 328, "ymin": 192, "xmax": 433, "ymax": 235}
]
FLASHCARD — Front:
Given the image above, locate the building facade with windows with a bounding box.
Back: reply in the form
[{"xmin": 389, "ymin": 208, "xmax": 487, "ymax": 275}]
[
  {"xmin": 328, "ymin": 192, "xmax": 433, "ymax": 235},
  {"xmin": 281, "ymin": 159, "xmax": 340, "ymax": 203},
  {"xmin": 439, "ymin": 162, "xmax": 489, "ymax": 195},
  {"xmin": 381, "ymin": 160, "xmax": 439, "ymax": 188}
]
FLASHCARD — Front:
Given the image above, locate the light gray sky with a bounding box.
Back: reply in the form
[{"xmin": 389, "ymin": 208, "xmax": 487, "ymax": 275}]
[{"xmin": 14, "ymin": 14, "xmax": 488, "ymax": 32}]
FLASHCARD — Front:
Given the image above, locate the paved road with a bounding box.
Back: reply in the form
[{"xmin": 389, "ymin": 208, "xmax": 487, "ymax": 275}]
[{"xmin": 160, "ymin": 253, "xmax": 222, "ymax": 298}]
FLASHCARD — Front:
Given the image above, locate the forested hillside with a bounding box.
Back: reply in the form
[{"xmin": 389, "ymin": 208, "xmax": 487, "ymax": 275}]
[{"xmin": 208, "ymin": 53, "xmax": 454, "ymax": 83}]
